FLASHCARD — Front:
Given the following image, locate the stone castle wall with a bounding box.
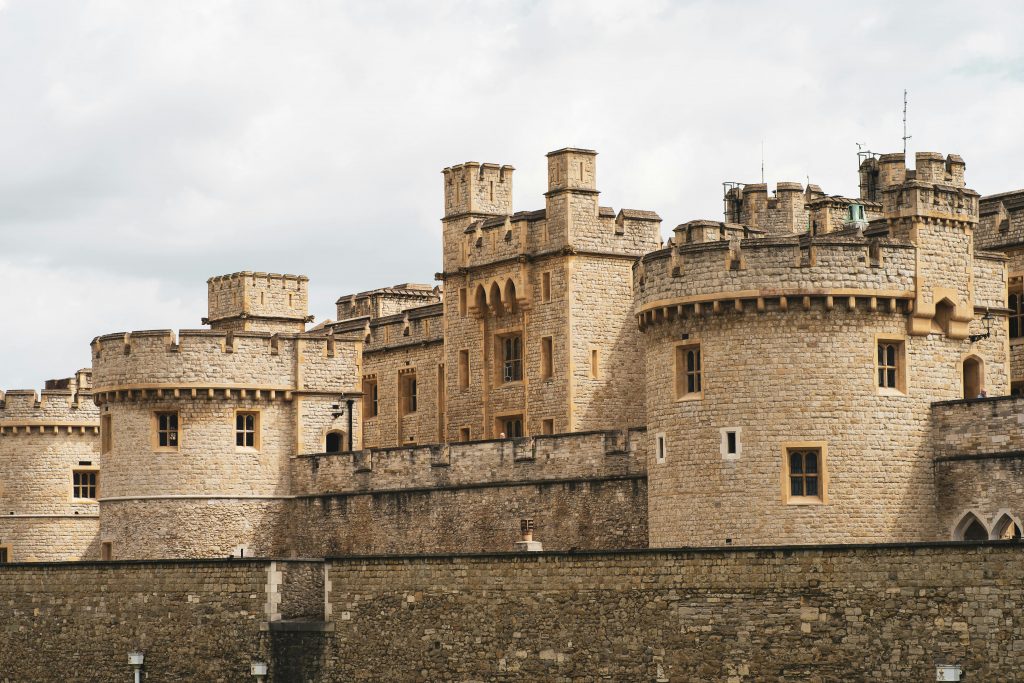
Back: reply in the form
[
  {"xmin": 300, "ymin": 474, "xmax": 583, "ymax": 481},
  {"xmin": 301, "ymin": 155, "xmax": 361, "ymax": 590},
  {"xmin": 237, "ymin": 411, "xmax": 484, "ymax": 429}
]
[
  {"xmin": 90, "ymin": 328, "xmax": 361, "ymax": 559},
  {"xmin": 7, "ymin": 545, "xmax": 1021, "ymax": 680},
  {"xmin": 932, "ymin": 396, "xmax": 1024, "ymax": 538},
  {"xmin": 283, "ymin": 429, "xmax": 649, "ymax": 555},
  {"xmin": 636, "ymin": 221, "xmax": 1008, "ymax": 547},
  {"xmin": 0, "ymin": 379, "xmax": 100, "ymax": 561}
]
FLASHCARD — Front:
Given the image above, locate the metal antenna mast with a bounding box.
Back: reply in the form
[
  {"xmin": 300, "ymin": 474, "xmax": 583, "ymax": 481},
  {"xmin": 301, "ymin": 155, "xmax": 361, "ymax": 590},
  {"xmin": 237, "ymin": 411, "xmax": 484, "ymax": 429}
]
[
  {"xmin": 760, "ymin": 140, "xmax": 765, "ymax": 184},
  {"xmin": 902, "ymin": 89, "xmax": 912, "ymax": 155}
]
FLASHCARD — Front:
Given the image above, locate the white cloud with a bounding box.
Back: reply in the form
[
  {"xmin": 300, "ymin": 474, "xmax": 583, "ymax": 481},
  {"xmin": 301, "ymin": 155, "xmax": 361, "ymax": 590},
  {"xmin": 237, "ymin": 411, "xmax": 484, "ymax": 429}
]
[{"xmin": 1, "ymin": 0, "xmax": 1023, "ymax": 387}]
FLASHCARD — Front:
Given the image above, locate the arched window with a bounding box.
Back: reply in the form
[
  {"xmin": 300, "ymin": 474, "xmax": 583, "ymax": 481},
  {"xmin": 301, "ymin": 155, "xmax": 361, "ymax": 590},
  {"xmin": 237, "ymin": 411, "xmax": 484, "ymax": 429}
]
[
  {"xmin": 993, "ymin": 514, "xmax": 1022, "ymax": 541},
  {"xmin": 325, "ymin": 431, "xmax": 345, "ymax": 454},
  {"xmin": 963, "ymin": 356, "xmax": 984, "ymax": 399},
  {"xmin": 954, "ymin": 512, "xmax": 989, "ymax": 541}
]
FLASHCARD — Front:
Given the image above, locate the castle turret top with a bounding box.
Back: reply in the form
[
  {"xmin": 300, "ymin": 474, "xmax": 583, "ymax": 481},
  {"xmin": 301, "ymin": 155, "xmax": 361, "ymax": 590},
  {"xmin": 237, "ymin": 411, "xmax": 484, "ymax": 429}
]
[{"xmin": 205, "ymin": 271, "xmax": 311, "ymax": 334}]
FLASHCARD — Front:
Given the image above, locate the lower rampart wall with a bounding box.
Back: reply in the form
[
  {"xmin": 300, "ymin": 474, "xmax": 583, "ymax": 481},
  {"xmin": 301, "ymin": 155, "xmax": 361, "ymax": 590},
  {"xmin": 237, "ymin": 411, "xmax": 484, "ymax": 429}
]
[
  {"xmin": 284, "ymin": 477, "xmax": 648, "ymax": 555},
  {"xmin": 2, "ymin": 545, "xmax": 1022, "ymax": 681}
]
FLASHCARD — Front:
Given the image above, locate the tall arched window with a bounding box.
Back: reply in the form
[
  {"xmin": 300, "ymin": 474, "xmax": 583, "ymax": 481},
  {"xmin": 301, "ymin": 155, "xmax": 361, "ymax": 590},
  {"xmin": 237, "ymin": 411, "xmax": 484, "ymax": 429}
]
[
  {"xmin": 1010, "ymin": 291, "xmax": 1023, "ymax": 338},
  {"xmin": 963, "ymin": 356, "xmax": 984, "ymax": 399}
]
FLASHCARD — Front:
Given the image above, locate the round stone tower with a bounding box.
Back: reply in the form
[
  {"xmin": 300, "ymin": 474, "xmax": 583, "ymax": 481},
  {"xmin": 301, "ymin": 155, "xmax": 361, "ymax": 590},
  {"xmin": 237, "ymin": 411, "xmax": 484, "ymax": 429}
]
[
  {"xmin": 90, "ymin": 273, "xmax": 362, "ymax": 559},
  {"xmin": 0, "ymin": 370, "xmax": 100, "ymax": 561},
  {"xmin": 637, "ymin": 155, "xmax": 1007, "ymax": 547}
]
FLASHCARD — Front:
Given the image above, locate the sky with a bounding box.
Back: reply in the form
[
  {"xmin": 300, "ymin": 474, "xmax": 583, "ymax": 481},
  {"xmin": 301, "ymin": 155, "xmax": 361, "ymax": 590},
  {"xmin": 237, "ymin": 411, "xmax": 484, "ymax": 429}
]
[{"xmin": 1, "ymin": 0, "xmax": 1023, "ymax": 389}]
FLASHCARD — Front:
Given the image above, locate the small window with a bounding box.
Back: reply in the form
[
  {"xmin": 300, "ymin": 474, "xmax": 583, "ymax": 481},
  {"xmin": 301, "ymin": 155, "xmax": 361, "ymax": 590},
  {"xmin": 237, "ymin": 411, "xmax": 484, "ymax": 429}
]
[
  {"xmin": 785, "ymin": 446, "xmax": 825, "ymax": 503},
  {"xmin": 460, "ymin": 427, "xmax": 471, "ymax": 442},
  {"xmin": 674, "ymin": 344, "xmax": 702, "ymax": 398},
  {"xmin": 963, "ymin": 356, "xmax": 984, "ymax": 399},
  {"xmin": 235, "ymin": 411, "xmax": 259, "ymax": 448},
  {"xmin": 400, "ymin": 372, "xmax": 417, "ymax": 415},
  {"xmin": 590, "ymin": 349, "xmax": 600, "ymax": 379},
  {"xmin": 363, "ymin": 377, "xmax": 379, "ymax": 417},
  {"xmin": 542, "ymin": 419, "xmax": 554, "ymax": 435},
  {"xmin": 876, "ymin": 339, "xmax": 905, "ymax": 393},
  {"xmin": 541, "ymin": 272, "xmax": 551, "ymax": 302},
  {"xmin": 100, "ymin": 414, "xmax": 112, "ymax": 454},
  {"xmin": 501, "ymin": 416, "xmax": 523, "ymax": 438},
  {"xmin": 541, "ymin": 337, "xmax": 553, "ymax": 380},
  {"xmin": 721, "ymin": 428, "xmax": 741, "ymax": 459},
  {"xmin": 1010, "ymin": 290, "xmax": 1023, "ymax": 339},
  {"xmin": 655, "ymin": 433, "xmax": 666, "ymax": 464},
  {"xmin": 498, "ymin": 334, "xmax": 523, "ymax": 383},
  {"xmin": 72, "ymin": 470, "xmax": 98, "ymax": 499},
  {"xmin": 325, "ymin": 431, "xmax": 345, "ymax": 453},
  {"xmin": 100, "ymin": 542, "xmax": 112, "ymax": 561},
  {"xmin": 459, "ymin": 288, "xmax": 468, "ymax": 316},
  {"xmin": 0, "ymin": 546, "xmax": 9, "ymax": 563},
  {"xmin": 458, "ymin": 350, "xmax": 470, "ymax": 389},
  {"xmin": 155, "ymin": 411, "xmax": 179, "ymax": 450}
]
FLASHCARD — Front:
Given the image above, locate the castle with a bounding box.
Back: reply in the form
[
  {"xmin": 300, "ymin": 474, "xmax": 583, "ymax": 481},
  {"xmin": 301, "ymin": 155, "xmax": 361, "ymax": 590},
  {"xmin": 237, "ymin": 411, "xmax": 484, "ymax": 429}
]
[{"xmin": 2, "ymin": 147, "xmax": 1022, "ymax": 563}]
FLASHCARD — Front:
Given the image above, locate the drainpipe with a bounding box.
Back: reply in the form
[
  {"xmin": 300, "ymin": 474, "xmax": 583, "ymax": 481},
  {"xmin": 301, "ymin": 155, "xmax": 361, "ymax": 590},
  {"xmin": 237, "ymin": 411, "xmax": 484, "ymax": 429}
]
[{"xmin": 346, "ymin": 399, "xmax": 354, "ymax": 452}]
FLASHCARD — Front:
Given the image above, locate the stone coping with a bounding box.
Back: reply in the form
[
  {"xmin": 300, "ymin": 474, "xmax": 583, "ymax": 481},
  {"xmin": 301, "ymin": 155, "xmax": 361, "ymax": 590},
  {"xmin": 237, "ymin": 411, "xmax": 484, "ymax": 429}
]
[
  {"xmin": 934, "ymin": 450, "xmax": 1024, "ymax": 464},
  {"xmin": 324, "ymin": 539, "xmax": 1022, "ymax": 563},
  {"xmin": 291, "ymin": 473, "xmax": 646, "ymax": 499},
  {"xmin": 931, "ymin": 393, "xmax": 1022, "ymax": 407}
]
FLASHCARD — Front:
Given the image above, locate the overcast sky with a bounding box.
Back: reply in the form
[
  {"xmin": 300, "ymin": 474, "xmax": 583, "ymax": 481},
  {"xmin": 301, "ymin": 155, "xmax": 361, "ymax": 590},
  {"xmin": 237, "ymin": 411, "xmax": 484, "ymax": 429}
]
[{"xmin": 1, "ymin": 0, "xmax": 1023, "ymax": 389}]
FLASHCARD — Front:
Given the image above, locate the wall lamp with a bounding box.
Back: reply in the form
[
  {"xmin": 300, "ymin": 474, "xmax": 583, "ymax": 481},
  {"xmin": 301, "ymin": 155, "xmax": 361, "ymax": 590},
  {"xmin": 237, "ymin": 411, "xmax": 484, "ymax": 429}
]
[{"xmin": 968, "ymin": 308, "xmax": 994, "ymax": 343}]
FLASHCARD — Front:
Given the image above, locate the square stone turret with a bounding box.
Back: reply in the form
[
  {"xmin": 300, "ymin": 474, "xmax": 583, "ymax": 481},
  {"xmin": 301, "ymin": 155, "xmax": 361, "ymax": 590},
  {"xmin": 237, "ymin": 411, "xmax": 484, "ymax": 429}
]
[{"xmin": 204, "ymin": 272, "xmax": 311, "ymax": 333}]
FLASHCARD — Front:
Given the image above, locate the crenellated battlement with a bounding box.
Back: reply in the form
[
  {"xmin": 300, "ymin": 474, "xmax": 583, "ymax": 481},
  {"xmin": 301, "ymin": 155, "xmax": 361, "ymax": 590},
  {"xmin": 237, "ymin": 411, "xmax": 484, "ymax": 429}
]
[
  {"xmin": 90, "ymin": 328, "xmax": 362, "ymax": 396},
  {"xmin": 442, "ymin": 162, "xmax": 515, "ymax": 219},
  {"xmin": 206, "ymin": 271, "xmax": 311, "ymax": 334},
  {"xmin": 634, "ymin": 231, "xmax": 918, "ymax": 327},
  {"xmin": 0, "ymin": 371, "xmax": 99, "ymax": 432},
  {"xmin": 291, "ymin": 428, "xmax": 647, "ymax": 497}
]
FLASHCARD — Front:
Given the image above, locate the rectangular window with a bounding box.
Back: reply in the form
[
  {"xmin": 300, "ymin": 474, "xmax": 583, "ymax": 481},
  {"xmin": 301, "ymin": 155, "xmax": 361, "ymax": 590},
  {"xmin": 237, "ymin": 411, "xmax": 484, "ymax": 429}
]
[
  {"xmin": 1011, "ymin": 289, "xmax": 1023, "ymax": 339},
  {"xmin": 541, "ymin": 337, "xmax": 553, "ymax": 380},
  {"xmin": 459, "ymin": 288, "xmax": 468, "ymax": 316},
  {"xmin": 460, "ymin": 427, "xmax": 471, "ymax": 442},
  {"xmin": 235, "ymin": 411, "xmax": 259, "ymax": 448},
  {"xmin": 0, "ymin": 546, "xmax": 8, "ymax": 563},
  {"xmin": 458, "ymin": 350, "xmax": 470, "ymax": 389},
  {"xmin": 100, "ymin": 414, "xmax": 112, "ymax": 454},
  {"xmin": 674, "ymin": 344, "xmax": 702, "ymax": 398},
  {"xmin": 590, "ymin": 349, "xmax": 600, "ymax": 378},
  {"xmin": 100, "ymin": 542, "xmax": 112, "ymax": 561},
  {"xmin": 721, "ymin": 428, "xmax": 741, "ymax": 459},
  {"xmin": 876, "ymin": 338, "xmax": 906, "ymax": 393},
  {"xmin": 783, "ymin": 443, "xmax": 828, "ymax": 504},
  {"xmin": 501, "ymin": 416, "xmax": 524, "ymax": 438},
  {"xmin": 363, "ymin": 377, "xmax": 379, "ymax": 417},
  {"xmin": 655, "ymin": 433, "xmax": 666, "ymax": 464},
  {"xmin": 400, "ymin": 372, "xmax": 417, "ymax": 415},
  {"xmin": 498, "ymin": 334, "xmax": 523, "ymax": 383},
  {"xmin": 542, "ymin": 418, "xmax": 554, "ymax": 435},
  {"xmin": 72, "ymin": 470, "xmax": 98, "ymax": 499},
  {"xmin": 541, "ymin": 272, "xmax": 551, "ymax": 302},
  {"xmin": 155, "ymin": 411, "xmax": 179, "ymax": 450}
]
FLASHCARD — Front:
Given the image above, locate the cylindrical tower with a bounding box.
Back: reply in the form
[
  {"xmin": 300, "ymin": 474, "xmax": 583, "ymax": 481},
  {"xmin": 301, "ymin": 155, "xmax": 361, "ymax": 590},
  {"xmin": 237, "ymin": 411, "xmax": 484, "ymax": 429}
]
[
  {"xmin": 636, "ymin": 202, "xmax": 1006, "ymax": 546},
  {"xmin": 0, "ymin": 370, "xmax": 100, "ymax": 561},
  {"xmin": 90, "ymin": 323, "xmax": 361, "ymax": 559}
]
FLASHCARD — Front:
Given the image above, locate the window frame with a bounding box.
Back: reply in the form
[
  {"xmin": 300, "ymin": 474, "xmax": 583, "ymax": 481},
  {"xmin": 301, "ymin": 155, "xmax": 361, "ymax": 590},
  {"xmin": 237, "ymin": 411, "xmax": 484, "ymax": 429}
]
[
  {"xmin": 362, "ymin": 376, "xmax": 379, "ymax": 418},
  {"xmin": 458, "ymin": 350, "xmax": 470, "ymax": 390},
  {"xmin": 720, "ymin": 427, "xmax": 741, "ymax": 460},
  {"xmin": 152, "ymin": 411, "xmax": 180, "ymax": 452},
  {"xmin": 495, "ymin": 332, "xmax": 523, "ymax": 384},
  {"xmin": 71, "ymin": 468, "xmax": 99, "ymax": 501},
  {"xmin": 0, "ymin": 545, "xmax": 10, "ymax": 563},
  {"xmin": 874, "ymin": 334, "xmax": 907, "ymax": 395},
  {"xmin": 541, "ymin": 272, "xmax": 552, "ymax": 302},
  {"xmin": 1010, "ymin": 284, "xmax": 1023, "ymax": 339},
  {"xmin": 781, "ymin": 442, "xmax": 828, "ymax": 505},
  {"xmin": 235, "ymin": 410, "xmax": 260, "ymax": 450},
  {"xmin": 497, "ymin": 414, "xmax": 524, "ymax": 439},
  {"xmin": 325, "ymin": 430, "xmax": 346, "ymax": 453},
  {"xmin": 399, "ymin": 370, "xmax": 418, "ymax": 415},
  {"xmin": 655, "ymin": 432, "xmax": 667, "ymax": 464},
  {"xmin": 674, "ymin": 342, "xmax": 703, "ymax": 400},
  {"xmin": 541, "ymin": 418, "xmax": 554, "ymax": 435},
  {"xmin": 540, "ymin": 337, "xmax": 554, "ymax": 380}
]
